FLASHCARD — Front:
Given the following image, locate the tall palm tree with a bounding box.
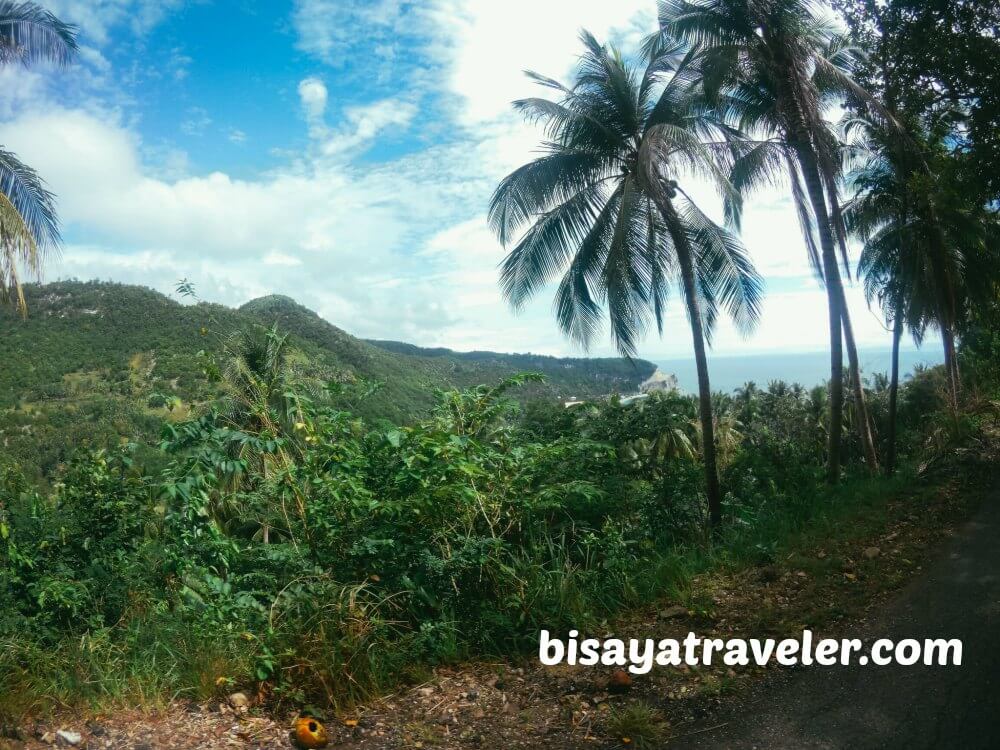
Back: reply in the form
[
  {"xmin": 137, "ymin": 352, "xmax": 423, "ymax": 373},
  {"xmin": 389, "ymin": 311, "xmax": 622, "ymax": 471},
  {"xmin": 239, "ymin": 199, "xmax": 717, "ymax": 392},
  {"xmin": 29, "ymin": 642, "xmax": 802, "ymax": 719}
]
[
  {"xmin": 852, "ymin": 227, "xmax": 927, "ymax": 475},
  {"xmin": 661, "ymin": 0, "xmax": 883, "ymax": 479},
  {"xmin": 848, "ymin": 118, "xmax": 1000, "ymax": 466},
  {"xmin": 488, "ymin": 31, "xmax": 762, "ymax": 527},
  {"xmin": 0, "ymin": 1, "xmax": 77, "ymax": 312}
]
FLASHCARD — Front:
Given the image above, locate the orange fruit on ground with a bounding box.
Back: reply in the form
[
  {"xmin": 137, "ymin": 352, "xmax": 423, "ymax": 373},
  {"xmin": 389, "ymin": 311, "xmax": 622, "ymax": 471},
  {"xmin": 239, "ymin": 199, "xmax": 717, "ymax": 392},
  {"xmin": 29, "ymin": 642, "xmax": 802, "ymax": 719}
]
[
  {"xmin": 609, "ymin": 668, "xmax": 633, "ymax": 692},
  {"xmin": 293, "ymin": 716, "xmax": 329, "ymax": 748}
]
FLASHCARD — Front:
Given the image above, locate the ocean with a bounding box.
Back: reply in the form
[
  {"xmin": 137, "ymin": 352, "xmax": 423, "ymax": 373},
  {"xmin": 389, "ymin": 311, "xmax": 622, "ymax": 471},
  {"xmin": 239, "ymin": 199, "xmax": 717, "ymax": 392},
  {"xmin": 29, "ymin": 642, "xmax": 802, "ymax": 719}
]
[{"xmin": 658, "ymin": 346, "xmax": 945, "ymax": 394}]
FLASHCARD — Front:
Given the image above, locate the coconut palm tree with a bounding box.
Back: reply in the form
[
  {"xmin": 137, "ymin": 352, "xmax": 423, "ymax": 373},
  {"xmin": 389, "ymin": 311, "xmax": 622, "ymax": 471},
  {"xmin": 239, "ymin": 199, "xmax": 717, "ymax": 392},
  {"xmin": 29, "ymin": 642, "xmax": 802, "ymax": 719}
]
[
  {"xmin": 847, "ymin": 119, "xmax": 930, "ymax": 473},
  {"xmin": 488, "ymin": 31, "xmax": 762, "ymax": 527},
  {"xmin": 660, "ymin": 0, "xmax": 884, "ymax": 479},
  {"xmin": 853, "ymin": 223, "xmax": 928, "ymax": 475},
  {"xmin": 0, "ymin": 1, "xmax": 77, "ymax": 312},
  {"xmin": 847, "ymin": 118, "xmax": 1000, "ymax": 469}
]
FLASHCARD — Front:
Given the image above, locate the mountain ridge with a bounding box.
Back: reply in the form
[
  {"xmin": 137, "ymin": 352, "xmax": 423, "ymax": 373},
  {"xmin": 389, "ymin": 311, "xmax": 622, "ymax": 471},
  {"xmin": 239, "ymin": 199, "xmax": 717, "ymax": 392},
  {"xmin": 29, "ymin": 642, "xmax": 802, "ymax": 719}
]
[{"xmin": 0, "ymin": 280, "xmax": 656, "ymax": 478}]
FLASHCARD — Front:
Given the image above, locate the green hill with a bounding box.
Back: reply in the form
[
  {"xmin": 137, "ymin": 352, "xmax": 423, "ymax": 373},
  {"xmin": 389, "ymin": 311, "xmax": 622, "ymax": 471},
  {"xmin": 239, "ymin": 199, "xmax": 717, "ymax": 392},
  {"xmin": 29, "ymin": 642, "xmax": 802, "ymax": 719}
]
[{"xmin": 0, "ymin": 281, "xmax": 655, "ymax": 478}]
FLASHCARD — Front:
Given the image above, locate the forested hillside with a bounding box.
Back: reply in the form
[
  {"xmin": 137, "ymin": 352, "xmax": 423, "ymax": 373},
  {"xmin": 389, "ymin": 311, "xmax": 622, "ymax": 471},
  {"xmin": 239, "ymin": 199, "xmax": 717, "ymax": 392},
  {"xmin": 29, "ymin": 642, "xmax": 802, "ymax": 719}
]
[
  {"xmin": 368, "ymin": 338, "xmax": 653, "ymax": 388},
  {"xmin": 0, "ymin": 281, "xmax": 655, "ymax": 478}
]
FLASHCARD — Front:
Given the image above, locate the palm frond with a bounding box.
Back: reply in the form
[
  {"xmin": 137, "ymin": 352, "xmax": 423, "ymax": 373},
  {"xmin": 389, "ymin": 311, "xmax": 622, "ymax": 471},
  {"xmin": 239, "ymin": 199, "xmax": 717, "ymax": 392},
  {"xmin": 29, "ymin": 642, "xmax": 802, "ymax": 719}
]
[
  {"xmin": 0, "ymin": 148, "xmax": 60, "ymax": 260},
  {"xmin": 0, "ymin": 0, "xmax": 77, "ymax": 66},
  {"xmin": 600, "ymin": 176, "xmax": 652, "ymax": 356},
  {"xmin": 785, "ymin": 150, "xmax": 822, "ymax": 279},
  {"xmin": 641, "ymin": 122, "xmax": 739, "ymax": 207},
  {"xmin": 0, "ymin": 190, "xmax": 35, "ymax": 313},
  {"xmin": 488, "ymin": 149, "xmax": 611, "ymax": 246},
  {"xmin": 645, "ymin": 197, "xmax": 675, "ymax": 335},
  {"xmin": 552, "ymin": 184, "xmax": 627, "ymax": 349},
  {"xmin": 679, "ymin": 195, "xmax": 763, "ymax": 336},
  {"xmin": 498, "ymin": 181, "xmax": 611, "ymax": 310},
  {"xmin": 724, "ymin": 139, "xmax": 788, "ymax": 228}
]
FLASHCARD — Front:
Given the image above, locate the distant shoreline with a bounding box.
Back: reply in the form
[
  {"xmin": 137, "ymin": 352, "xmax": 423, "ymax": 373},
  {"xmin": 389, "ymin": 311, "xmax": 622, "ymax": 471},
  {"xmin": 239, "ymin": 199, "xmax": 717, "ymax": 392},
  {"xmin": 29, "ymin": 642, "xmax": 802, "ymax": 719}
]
[{"xmin": 657, "ymin": 346, "xmax": 945, "ymax": 394}]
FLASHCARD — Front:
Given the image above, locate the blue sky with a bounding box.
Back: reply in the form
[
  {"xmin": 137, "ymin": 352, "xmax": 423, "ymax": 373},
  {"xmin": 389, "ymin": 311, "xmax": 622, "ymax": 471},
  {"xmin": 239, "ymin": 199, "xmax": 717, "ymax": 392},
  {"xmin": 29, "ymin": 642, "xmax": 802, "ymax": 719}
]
[{"xmin": 0, "ymin": 0, "xmax": 925, "ymax": 358}]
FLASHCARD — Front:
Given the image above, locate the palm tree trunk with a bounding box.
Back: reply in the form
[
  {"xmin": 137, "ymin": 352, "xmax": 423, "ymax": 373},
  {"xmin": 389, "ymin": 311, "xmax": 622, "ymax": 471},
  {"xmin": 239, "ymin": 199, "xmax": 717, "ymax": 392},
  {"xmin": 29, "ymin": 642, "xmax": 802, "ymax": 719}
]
[
  {"xmin": 654, "ymin": 195, "xmax": 723, "ymax": 527},
  {"xmin": 677, "ymin": 240, "xmax": 723, "ymax": 527},
  {"xmin": 886, "ymin": 313, "xmax": 903, "ymax": 475},
  {"xmin": 925, "ymin": 209, "xmax": 961, "ymax": 410},
  {"xmin": 942, "ymin": 325, "xmax": 960, "ymax": 411},
  {"xmin": 795, "ymin": 140, "xmax": 844, "ymax": 483},
  {"xmin": 837, "ymin": 283, "xmax": 880, "ymax": 471},
  {"xmin": 951, "ymin": 335, "xmax": 961, "ymax": 385}
]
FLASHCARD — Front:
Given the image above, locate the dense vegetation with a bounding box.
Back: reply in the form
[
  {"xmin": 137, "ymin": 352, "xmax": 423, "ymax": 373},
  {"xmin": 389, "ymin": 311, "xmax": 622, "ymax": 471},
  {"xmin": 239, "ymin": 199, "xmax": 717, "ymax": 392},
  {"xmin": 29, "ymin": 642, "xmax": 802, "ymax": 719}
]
[
  {"xmin": 1, "ymin": 307, "xmax": 995, "ymax": 715},
  {"xmin": 0, "ymin": 281, "xmax": 655, "ymax": 480}
]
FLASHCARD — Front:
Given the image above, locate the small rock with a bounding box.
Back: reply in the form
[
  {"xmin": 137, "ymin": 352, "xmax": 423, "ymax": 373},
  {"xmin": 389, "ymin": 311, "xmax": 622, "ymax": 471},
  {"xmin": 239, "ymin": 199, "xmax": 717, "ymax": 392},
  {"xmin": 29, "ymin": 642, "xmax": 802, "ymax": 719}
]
[
  {"xmin": 863, "ymin": 546, "xmax": 881, "ymax": 559},
  {"xmin": 56, "ymin": 730, "xmax": 83, "ymax": 746},
  {"xmin": 659, "ymin": 605, "xmax": 688, "ymax": 619},
  {"xmin": 416, "ymin": 686, "xmax": 436, "ymax": 698}
]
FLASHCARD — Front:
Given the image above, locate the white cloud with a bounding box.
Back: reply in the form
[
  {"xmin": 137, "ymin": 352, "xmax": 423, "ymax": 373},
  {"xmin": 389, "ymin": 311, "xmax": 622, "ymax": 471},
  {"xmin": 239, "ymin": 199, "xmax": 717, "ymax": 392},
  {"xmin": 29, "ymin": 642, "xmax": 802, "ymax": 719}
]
[
  {"xmin": 292, "ymin": 0, "xmax": 411, "ymax": 66},
  {"xmin": 0, "ymin": 66, "xmax": 46, "ymax": 119},
  {"xmin": 263, "ymin": 251, "xmax": 302, "ymax": 267},
  {"xmin": 44, "ymin": 0, "xmax": 186, "ymax": 45},
  {"xmin": 297, "ymin": 76, "xmax": 328, "ymax": 124},
  {"xmin": 321, "ymin": 98, "xmax": 418, "ymax": 156},
  {"xmin": 691, "ymin": 284, "xmax": 899, "ymax": 357},
  {"xmin": 428, "ymin": 0, "xmax": 656, "ymax": 124}
]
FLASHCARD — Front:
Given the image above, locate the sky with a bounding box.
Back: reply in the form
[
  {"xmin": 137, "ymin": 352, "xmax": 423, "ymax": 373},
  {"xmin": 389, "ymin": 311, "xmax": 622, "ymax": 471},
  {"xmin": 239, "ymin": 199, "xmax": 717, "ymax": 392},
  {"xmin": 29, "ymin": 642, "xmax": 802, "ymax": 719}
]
[{"xmin": 0, "ymin": 0, "xmax": 931, "ymax": 360}]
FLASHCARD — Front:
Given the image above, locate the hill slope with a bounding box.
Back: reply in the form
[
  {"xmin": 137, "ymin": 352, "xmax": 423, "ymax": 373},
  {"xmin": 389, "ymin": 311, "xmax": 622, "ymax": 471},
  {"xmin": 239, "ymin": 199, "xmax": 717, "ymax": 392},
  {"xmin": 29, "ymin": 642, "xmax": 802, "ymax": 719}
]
[{"xmin": 0, "ymin": 281, "xmax": 655, "ymax": 477}]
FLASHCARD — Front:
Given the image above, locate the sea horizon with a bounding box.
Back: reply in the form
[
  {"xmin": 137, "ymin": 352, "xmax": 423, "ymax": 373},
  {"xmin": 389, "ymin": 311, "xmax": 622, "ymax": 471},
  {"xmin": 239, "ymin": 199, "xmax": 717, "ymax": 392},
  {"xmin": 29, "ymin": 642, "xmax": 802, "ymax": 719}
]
[{"xmin": 657, "ymin": 346, "xmax": 945, "ymax": 394}]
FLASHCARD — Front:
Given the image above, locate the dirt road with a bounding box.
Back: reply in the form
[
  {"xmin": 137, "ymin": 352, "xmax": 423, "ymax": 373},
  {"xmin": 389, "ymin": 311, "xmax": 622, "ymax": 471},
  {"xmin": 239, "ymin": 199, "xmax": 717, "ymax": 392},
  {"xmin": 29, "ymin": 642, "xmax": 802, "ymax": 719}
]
[{"xmin": 669, "ymin": 493, "xmax": 1000, "ymax": 749}]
